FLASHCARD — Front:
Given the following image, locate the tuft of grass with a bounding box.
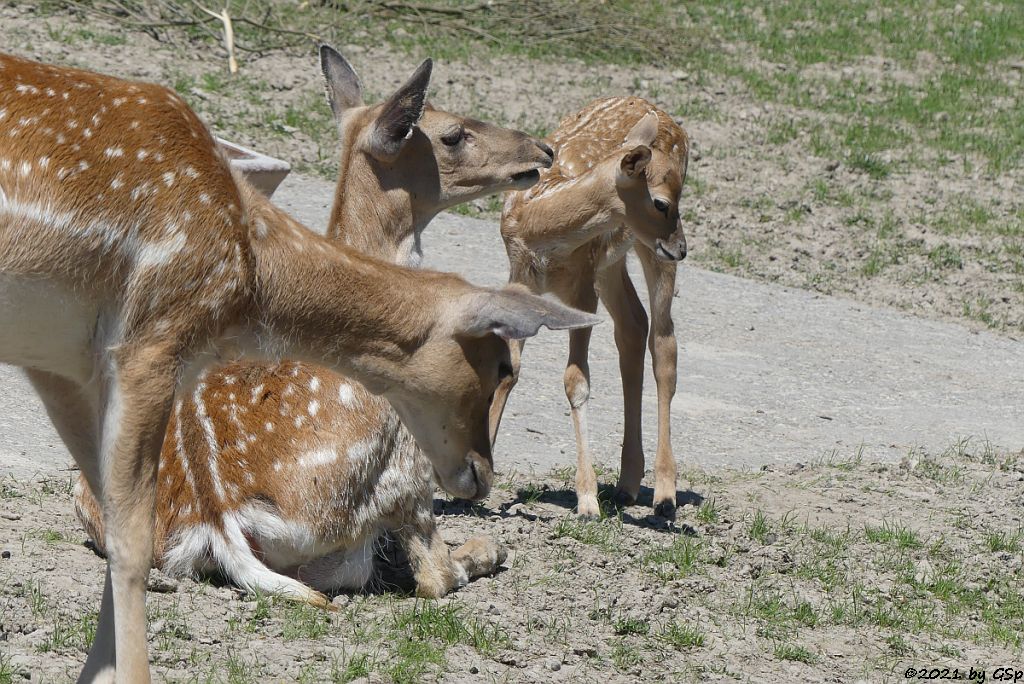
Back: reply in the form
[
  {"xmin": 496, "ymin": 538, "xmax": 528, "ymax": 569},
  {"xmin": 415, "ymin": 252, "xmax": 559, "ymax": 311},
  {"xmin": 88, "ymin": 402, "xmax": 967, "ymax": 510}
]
[
  {"xmin": 643, "ymin": 535, "xmax": 703, "ymax": 579},
  {"xmin": 552, "ymin": 515, "xmax": 623, "ymax": 553},
  {"xmin": 847, "ymin": 151, "xmax": 892, "ymax": 180},
  {"xmin": 748, "ymin": 510, "xmax": 772, "ymax": 542},
  {"xmin": 985, "ymin": 528, "xmax": 1022, "ymax": 554},
  {"xmin": 773, "ymin": 642, "xmax": 817, "ymax": 663},
  {"xmin": 391, "ymin": 600, "xmax": 508, "ymax": 656},
  {"xmin": 864, "ymin": 520, "xmax": 923, "ymax": 549},
  {"xmin": 612, "ymin": 616, "xmax": 650, "ymax": 636},
  {"xmin": 696, "ymin": 498, "xmax": 719, "ymax": 524},
  {"xmin": 928, "ymin": 243, "xmax": 964, "ymax": 270},
  {"xmin": 660, "ymin": 621, "xmax": 706, "ymax": 650},
  {"xmin": 610, "ymin": 639, "xmax": 643, "ymax": 672},
  {"xmin": 281, "ymin": 601, "xmax": 332, "ymax": 641}
]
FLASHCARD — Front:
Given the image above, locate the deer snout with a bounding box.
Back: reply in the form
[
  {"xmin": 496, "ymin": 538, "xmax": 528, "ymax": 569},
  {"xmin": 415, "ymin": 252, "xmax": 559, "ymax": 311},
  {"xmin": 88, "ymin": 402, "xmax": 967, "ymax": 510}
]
[
  {"xmin": 655, "ymin": 232, "xmax": 687, "ymax": 262},
  {"xmin": 536, "ymin": 141, "xmax": 555, "ymax": 166}
]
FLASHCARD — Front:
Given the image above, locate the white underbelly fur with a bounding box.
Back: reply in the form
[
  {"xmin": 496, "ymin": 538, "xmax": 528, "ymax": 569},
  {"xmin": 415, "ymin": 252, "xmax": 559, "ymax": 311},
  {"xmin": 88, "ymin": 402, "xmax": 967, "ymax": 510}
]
[{"xmin": 0, "ymin": 274, "xmax": 98, "ymax": 384}]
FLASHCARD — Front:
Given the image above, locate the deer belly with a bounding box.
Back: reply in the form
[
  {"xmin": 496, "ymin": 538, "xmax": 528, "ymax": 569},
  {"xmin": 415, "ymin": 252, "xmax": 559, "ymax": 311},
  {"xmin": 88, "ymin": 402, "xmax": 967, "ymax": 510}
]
[{"xmin": 0, "ymin": 274, "xmax": 98, "ymax": 384}]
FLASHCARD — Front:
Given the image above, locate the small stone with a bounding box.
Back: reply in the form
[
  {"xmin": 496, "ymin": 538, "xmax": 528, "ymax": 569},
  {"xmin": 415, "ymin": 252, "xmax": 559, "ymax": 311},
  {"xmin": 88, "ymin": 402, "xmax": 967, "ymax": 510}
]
[
  {"xmin": 546, "ymin": 659, "xmax": 562, "ymax": 672},
  {"xmin": 1, "ymin": 550, "xmax": 10, "ymax": 559},
  {"xmin": 146, "ymin": 571, "xmax": 179, "ymax": 594},
  {"xmin": 824, "ymin": 160, "xmax": 840, "ymax": 172},
  {"xmin": 0, "ymin": 511, "xmax": 21, "ymax": 521}
]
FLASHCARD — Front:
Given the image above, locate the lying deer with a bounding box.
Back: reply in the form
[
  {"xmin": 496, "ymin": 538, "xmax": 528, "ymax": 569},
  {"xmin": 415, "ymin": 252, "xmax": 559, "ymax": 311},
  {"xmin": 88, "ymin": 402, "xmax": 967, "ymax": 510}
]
[
  {"xmin": 0, "ymin": 52, "xmax": 594, "ymax": 683},
  {"xmin": 489, "ymin": 97, "xmax": 689, "ymax": 518},
  {"xmin": 74, "ymin": 46, "xmax": 557, "ymax": 607}
]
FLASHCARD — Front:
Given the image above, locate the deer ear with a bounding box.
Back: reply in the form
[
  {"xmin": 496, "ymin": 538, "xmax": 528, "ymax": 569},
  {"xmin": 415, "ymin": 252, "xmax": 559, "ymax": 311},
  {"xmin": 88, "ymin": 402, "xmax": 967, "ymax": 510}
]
[
  {"xmin": 619, "ymin": 145, "xmax": 652, "ymax": 179},
  {"xmin": 625, "ymin": 111, "xmax": 659, "ymax": 147},
  {"xmin": 367, "ymin": 58, "xmax": 432, "ymax": 161},
  {"xmin": 320, "ymin": 44, "xmax": 363, "ymax": 121},
  {"xmin": 455, "ymin": 287, "xmax": 601, "ymax": 340}
]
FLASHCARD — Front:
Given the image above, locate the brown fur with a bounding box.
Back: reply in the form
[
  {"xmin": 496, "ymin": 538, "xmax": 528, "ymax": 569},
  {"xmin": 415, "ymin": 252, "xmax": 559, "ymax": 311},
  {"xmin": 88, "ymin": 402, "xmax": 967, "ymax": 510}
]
[
  {"xmin": 72, "ymin": 49, "xmax": 558, "ymax": 610},
  {"xmin": 0, "ymin": 52, "xmax": 591, "ymax": 682},
  {"xmin": 490, "ymin": 97, "xmax": 690, "ymax": 518}
]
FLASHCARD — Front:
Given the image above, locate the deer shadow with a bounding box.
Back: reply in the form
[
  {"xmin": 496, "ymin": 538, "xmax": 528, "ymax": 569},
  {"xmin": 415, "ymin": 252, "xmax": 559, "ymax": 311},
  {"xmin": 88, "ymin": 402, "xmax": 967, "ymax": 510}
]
[{"xmin": 501, "ymin": 483, "xmax": 703, "ymax": 535}]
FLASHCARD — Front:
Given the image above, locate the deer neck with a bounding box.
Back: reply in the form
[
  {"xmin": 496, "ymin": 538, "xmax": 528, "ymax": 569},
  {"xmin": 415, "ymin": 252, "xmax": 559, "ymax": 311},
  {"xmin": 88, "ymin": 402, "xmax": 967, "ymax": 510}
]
[
  {"xmin": 520, "ymin": 170, "xmax": 623, "ymax": 254},
  {"xmin": 238, "ymin": 183, "xmax": 462, "ymax": 396},
  {"xmin": 325, "ymin": 125, "xmax": 435, "ymax": 267}
]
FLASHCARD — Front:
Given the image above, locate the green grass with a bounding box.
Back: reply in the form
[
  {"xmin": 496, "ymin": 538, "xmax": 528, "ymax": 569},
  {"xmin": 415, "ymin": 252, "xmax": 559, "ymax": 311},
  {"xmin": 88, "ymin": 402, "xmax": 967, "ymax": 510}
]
[
  {"xmin": 660, "ymin": 621, "xmax": 706, "ymax": 650},
  {"xmin": 612, "ymin": 616, "xmax": 650, "ymax": 636},
  {"xmin": 748, "ymin": 510, "xmax": 772, "ymax": 542},
  {"xmin": 643, "ymin": 535, "xmax": 703, "ymax": 579},
  {"xmin": 864, "ymin": 520, "xmax": 923, "ymax": 549},
  {"xmin": 773, "ymin": 642, "xmax": 817, "ymax": 663},
  {"xmin": 696, "ymin": 498, "xmax": 719, "ymax": 524},
  {"xmin": 984, "ymin": 528, "xmax": 1022, "ymax": 553},
  {"xmin": 0, "ymin": 653, "xmax": 15, "ymax": 684},
  {"xmin": 281, "ymin": 601, "xmax": 332, "ymax": 641},
  {"xmin": 552, "ymin": 515, "xmax": 623, "ymax": 553}
]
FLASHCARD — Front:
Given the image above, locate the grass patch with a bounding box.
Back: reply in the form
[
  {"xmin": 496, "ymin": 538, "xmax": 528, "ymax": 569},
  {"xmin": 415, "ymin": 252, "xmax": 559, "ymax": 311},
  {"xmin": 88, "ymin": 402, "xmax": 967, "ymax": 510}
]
[
  {"xmin": 552, "ymin": 515, "xmax": 623, "ymax": 553},
  {"xmin": 643, "ymin": 535, "xmax": 703, "ymax": 579},
  {"xmin": 864, "ymin": 520, "xmax": 923, "ymax": 549},
  {"xmin": 660, "ymin": 621, "xmax": 705, "ymax": 650},
  {"xmin": 773, "ymin": 642, "xmax": 817, "ymax": 664}
]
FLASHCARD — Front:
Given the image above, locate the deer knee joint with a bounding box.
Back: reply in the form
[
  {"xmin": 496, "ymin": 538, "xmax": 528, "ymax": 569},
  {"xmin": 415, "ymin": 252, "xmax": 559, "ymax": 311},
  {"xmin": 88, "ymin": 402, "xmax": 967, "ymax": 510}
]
[{"xmin": 563, "ymin": 365, "xmax": 590, "ymax": 409}]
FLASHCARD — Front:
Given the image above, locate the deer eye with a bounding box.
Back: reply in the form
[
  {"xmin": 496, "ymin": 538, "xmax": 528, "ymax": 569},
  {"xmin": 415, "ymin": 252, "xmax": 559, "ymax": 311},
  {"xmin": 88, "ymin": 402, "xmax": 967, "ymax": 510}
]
[
  {"xmin": 441, "ymin": 127, "xmax": 464, "ymax": 146},
  {"xmin": 654, "ymin": 198, "xmax": 671, "ymax": 215}
]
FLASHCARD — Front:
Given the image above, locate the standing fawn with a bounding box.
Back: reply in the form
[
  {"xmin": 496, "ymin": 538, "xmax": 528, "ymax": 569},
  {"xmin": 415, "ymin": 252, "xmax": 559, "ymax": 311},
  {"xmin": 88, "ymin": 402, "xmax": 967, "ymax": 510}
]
[
  {"xmin": 490, "ymin": 97, "xmax": 689, "ymax": 518},
  {"xmin": 74, "ymin": 46, "xmax": 558, "ymax": 605},
  {"xmin": 0, "ymin": 53, "xmax": 595, "ymax": 683}
]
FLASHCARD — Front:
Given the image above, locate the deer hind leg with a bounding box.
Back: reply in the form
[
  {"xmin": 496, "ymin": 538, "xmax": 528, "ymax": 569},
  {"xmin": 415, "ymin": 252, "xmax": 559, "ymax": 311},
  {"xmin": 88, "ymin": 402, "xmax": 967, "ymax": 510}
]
[
  {"xmin": 296, "ymin": 538, "xmax": 374, "ymax": 600},
  {"xmin": 80, "ymin": 345, "xmax": 178, "ymax": 684},
  {"xmin": 597, "ymin": 259, "xmax": 649, "ymax": 506},
  {"xmin": 637, "ymin": 245, "xmax": 680, "ymax": 518}
]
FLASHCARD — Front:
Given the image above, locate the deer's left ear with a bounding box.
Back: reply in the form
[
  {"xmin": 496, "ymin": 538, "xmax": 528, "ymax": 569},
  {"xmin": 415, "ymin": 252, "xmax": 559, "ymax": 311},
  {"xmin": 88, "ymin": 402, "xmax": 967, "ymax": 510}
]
[
  {"xmin": 320, "ymin": 44, "xmax": 364, "ymax": 122},
  {"xmin": 367, "ymin": 58, "xmax": 432, "ymax": 162},
  {"xmin": 624, "ymin": 111, "xmax": 659, "ymax": 147}
]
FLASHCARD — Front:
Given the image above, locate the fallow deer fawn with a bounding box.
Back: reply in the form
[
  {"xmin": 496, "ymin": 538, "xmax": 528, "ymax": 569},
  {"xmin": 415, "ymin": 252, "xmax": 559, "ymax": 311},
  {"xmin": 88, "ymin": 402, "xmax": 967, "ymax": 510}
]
[
  {"xmin": 0, "ymin": 53, "xmax": 596, "ymax": 683},
  {"xmin": 490, "ymin": 97, "xmax": 689, "ymax": 518},
  {"xmin": 74, "ymin": 46, "xmax": 557, "ymax": 605}
]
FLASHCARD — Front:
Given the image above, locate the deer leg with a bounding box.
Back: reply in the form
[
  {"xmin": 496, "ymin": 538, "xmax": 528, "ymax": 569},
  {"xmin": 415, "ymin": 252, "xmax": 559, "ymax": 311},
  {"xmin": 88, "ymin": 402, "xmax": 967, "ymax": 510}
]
[
  {"xmin": 597, "ymin": 259, "xmax": 649, "ymax": 506},
  {"xmin": 84, "ymin": 346, "xmax": 178, "ymax": 683},
  {"xmin": 25, "ymin": 369, "xmax": 101, "ymax": 489},
  {"xmin": 637, "ymin": 245, "xmax": 680, "ymax": 518},
  {"xmin": 558, "ymin": 282, "xmax": 599, "ymax": 518},
  {"xmin": 395, "ymin": 507, "xmax": 507, "ymax": 599},
  {"xmin": 488, "ymin": 260, "xmax": 542, "ymax": 450},
  {"xmin": 487, "ymin": 336, "xmax": 525, "ymax": 450},
  {"xmin": 23, "ymin": 370, "xmax": 114, "ymax": 683}
]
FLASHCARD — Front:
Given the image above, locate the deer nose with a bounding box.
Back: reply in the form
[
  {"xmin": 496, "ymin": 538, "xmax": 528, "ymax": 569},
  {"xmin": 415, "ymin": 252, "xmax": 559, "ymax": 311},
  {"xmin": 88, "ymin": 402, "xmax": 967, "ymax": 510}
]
[{"xmin": 537, "ymin": 141, "xmax": 554, "ymax": 164}]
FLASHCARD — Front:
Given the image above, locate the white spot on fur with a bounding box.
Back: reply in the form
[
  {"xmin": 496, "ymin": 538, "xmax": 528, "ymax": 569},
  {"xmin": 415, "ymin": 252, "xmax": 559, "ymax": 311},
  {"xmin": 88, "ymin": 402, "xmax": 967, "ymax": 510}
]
[
  {"xmin": 337, "ymin": 384, "xmax": 355, "ymax": 406},
  {"xmin": 296, "ymin": 447, "xmax": 338, "ymax": 469}
]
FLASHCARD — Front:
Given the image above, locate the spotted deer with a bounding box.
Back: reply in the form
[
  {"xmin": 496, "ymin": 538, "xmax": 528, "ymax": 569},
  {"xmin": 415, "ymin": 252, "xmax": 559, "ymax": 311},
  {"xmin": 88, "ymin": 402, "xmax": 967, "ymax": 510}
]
[
  {"xmin": 73, "ymin": 46, "xmax": 558, "ymax": 607},
  {"xmin": 489, "ymin": 97, "xmax": 689, "ymax": 519},
  {"xmin": 0, "ymin": 52, "xmax": 596, "ymax": 683}
]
